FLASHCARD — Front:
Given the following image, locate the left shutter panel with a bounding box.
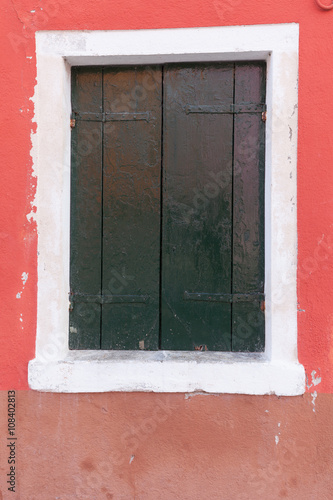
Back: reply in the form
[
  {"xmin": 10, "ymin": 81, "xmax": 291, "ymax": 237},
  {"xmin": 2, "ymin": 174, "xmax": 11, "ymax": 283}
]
[{"xmin": 69, "ymin": 68, "xmax": 103, "ymax": 349}]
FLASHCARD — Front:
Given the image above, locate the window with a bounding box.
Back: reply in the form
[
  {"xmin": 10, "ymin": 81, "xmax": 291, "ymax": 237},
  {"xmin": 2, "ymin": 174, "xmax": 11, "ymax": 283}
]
[
  {"xmin": 29, "ymin": 25, "xmax": 305, "ymax": 394},
  {"xmin": 69, "ymin": 63, "xmax": 266, "ymax": 352}
]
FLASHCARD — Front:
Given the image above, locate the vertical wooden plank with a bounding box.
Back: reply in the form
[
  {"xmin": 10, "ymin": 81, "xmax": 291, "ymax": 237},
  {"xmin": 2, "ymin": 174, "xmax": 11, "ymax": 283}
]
[
  {"xmin": 101, "ymin": 66, "xmax": 162, "ymax": 350},
  {"xmin": 232, "ymin": 62, "xmax": 266, "ymax": 352},
  {"xmin": 69, "ymin": 67, "xmax": 103, "ymax": 349},
  {"xmin": 161, "ymin": 64, "xmax": 234, "ymax": 351}
]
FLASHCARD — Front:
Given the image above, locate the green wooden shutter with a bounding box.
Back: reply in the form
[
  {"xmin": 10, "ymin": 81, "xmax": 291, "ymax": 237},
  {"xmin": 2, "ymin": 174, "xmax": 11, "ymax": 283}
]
[
  {"xmin": 70, "ymin": 66, "xmax": 162, "ymax": 350},
  {"xmin": 70, "ymin": 62, "xmax": 265, "ymax": 352},
  {"xmin": 161, "ymin": 62, "xmax": 265, "ymax": 351}
]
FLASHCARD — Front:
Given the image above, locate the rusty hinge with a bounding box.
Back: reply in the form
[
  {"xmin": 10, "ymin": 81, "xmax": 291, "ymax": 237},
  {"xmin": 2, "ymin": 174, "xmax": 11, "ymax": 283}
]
[
  {"xmin": 70, "ymin": 118, "xmax": 76, "ymax": 128},
  {"xmin": 262, "ymin": 111, "xmax": 267, "ymax": 122},
  {"xmin": 260, "ymin": 300, "xmax": 265, "ymax": 312}
]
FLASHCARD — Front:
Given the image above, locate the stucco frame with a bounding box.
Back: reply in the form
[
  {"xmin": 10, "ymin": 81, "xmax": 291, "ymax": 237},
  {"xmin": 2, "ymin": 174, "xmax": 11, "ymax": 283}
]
[{"xmin": 29, "ymin": 24, "xmax": 305, "ymax": 394}]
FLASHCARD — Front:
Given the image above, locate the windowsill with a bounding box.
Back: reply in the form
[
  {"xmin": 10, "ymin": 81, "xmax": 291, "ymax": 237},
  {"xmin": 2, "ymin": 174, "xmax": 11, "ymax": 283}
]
[{"xmin": 29, "ymin": 351, "xmax": 305, "ymax": 395}]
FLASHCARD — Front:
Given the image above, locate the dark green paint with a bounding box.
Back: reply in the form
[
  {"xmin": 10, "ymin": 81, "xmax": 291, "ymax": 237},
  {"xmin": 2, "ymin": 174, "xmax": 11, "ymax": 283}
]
[
  {"xmin": 232, "ymin": 63, "xmax": 266, "ymax": 352},
  {"xmin": 161, "ymin": 64, "xmax": 234, "ymax": 351},
  {"xmin": 69, "ymin": 62, "xmax": 266, "ymax": 352},
  {"xmin": 69, "ymin": 68, "xmax": 103, "ymax": 349}
]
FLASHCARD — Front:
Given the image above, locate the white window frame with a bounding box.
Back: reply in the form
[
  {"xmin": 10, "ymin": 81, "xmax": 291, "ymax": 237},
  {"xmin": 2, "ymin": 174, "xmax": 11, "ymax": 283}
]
[{"xmin": 28, "ymin": 24, "xmax": 305, "ymax": 395}]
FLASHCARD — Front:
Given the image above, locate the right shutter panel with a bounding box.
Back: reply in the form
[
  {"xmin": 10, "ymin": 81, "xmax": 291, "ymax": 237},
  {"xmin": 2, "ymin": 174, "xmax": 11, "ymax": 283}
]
[{"xmin": 161, "ymin": 64, "xmax": 234, "ymax": 351}]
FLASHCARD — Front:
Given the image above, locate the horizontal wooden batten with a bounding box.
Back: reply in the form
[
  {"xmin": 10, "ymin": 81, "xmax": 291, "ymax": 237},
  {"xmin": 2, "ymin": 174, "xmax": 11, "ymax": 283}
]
[
  {"xmin": 72, "ymin": 111, "xmax": 151, "ymax": 122},
  {"xmin": 70, "ymin": 293, "xmax": 150, "ymax": 305},
  {"xmin": 183, "ymin": 292, "xmax": 265, "ymax": 302},
  {"xmin": 184, "ymin": 103, "xmax": 266, "ymax": 114}
]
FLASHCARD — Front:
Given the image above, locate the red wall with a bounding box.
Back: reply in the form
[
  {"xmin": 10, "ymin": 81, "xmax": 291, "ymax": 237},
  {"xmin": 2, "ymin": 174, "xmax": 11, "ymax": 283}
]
[
  {"xmin": 1, "ymin": 0, "xmax": 333, "ymax": 393},
  {"xmin": 2, "ymin": 2, "xmax": 333, "ymax": 499},
  {"xmin": 1, "ymin": 391, "xmax": 333, "ymax": 499}
]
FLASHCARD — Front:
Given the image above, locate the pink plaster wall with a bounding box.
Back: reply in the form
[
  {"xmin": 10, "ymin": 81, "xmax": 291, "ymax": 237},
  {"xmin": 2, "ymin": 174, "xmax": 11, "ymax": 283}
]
[{"xmin": 1, "ymin": 391, "xmax": 333, "ymax": 499}]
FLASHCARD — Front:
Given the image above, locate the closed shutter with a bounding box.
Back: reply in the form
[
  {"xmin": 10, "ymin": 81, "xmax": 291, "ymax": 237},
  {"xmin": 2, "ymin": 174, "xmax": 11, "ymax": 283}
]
[
  {"xmin": 69, "ymin": 62, "xmax": 265, "ymax": 352},
  {"xmin": 70, "ymin": 66, "xmax": 162, "ymax": 350}
]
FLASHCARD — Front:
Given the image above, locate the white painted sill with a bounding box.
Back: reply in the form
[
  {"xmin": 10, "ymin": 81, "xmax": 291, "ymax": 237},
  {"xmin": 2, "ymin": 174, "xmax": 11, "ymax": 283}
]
[
  {"xmin": 29, "ymin": 352, "xmax": 305, "ymax": 395},
  {"xmin": 28, "ymin": 24, "xmax": 305, "ymax": 395}
]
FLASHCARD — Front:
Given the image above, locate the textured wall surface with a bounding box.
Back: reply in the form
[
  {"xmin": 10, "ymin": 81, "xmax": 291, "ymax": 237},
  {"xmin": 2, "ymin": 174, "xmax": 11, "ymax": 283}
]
[
  {"xmin": 0, "ymin": 391, "xmax": 333, "ymax": 499},
  {"xmin": 1, "ymin": 0, "xmax": 333, "ymax": 498}
]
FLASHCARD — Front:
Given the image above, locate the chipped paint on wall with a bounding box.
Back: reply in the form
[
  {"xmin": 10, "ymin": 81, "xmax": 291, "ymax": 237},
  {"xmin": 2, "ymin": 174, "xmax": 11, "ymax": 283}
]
[
  {"xmin": 307, "ymin": 369, "xmax": 322, "ymax": 389},
  {"xmin": 22, "ymin": 272, "xmax": 29, "ymax": 285},
  {"xmin": 275, "ymin": 422, "xmax": 281, "ymax": 445},
  {"xmin": 16, "ymin": 272, "xmax": 29, "ymax": 299},
  {"xmin": 311, "ymin": 391, "xmax": 317, "ymax": 412}
]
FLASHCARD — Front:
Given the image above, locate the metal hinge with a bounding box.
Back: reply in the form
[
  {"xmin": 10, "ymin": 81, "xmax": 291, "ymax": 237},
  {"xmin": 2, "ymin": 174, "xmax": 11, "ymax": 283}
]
[
  {"xmin": 184, "ymin": 291, "xmax": 265, "ymax": 303},
  {"xmin": 70, "ymin": 118, "xmax": 76, "ymax": 128},
  {"xmin": 185, "ymin": 104, "xmax": 266, "ymax": 115},
  {"xmin": 262, "ymin": 111, "xmax": 267, "ymax": 122}
]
